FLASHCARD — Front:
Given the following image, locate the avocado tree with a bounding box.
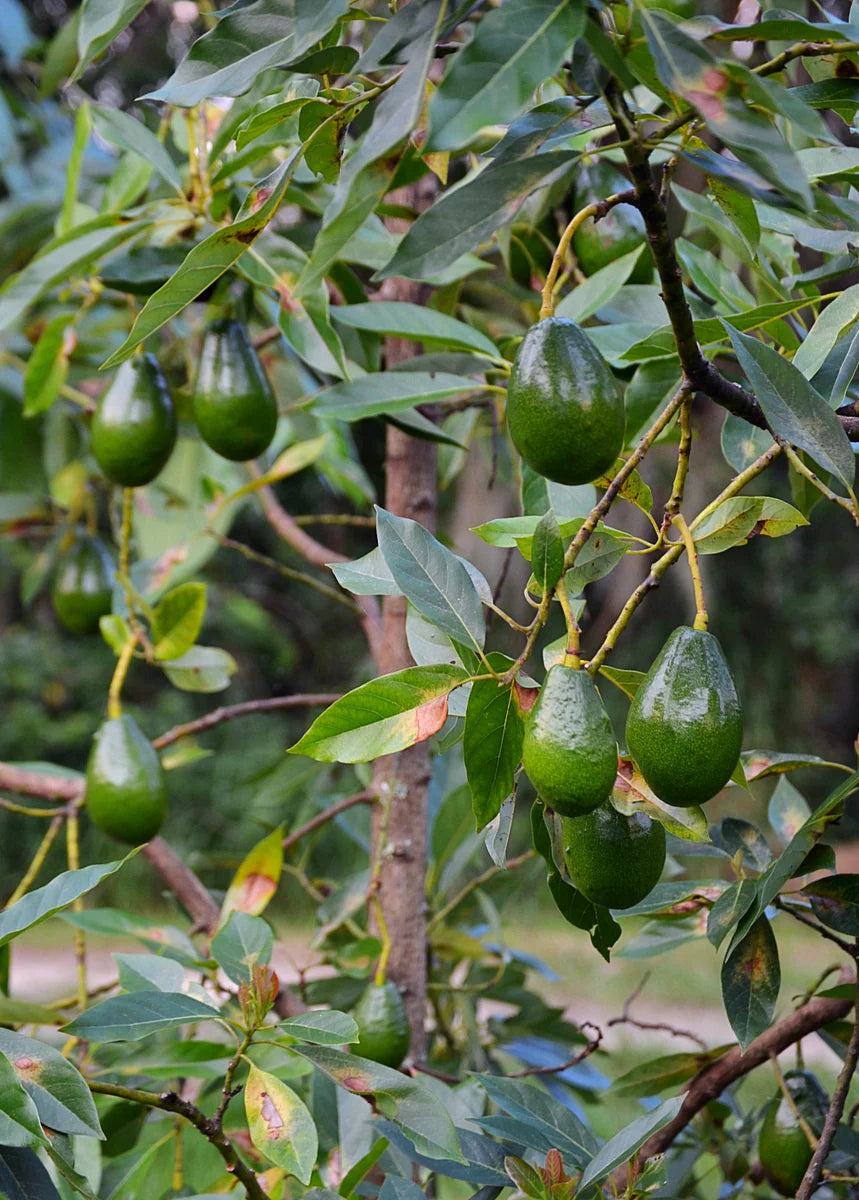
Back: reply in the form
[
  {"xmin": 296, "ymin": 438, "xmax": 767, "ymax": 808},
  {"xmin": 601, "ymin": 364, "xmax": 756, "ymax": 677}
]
[{"xmin": 0, "ymin": 0, "xmax": 859, "ymax": 1196}]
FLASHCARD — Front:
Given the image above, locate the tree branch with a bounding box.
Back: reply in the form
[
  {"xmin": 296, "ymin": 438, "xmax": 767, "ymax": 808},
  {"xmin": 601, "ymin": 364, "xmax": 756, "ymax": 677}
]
[
  {"xmin": 282, "ymin": 790, "xmax": 376, "ymax": 853},
  {"xmin": 619, "ymin": 989, "xmax": 854, "ymax": 1181},
  {"xmin": 153, "ymin": 693, "xmax": 340, "ymax": 750}
]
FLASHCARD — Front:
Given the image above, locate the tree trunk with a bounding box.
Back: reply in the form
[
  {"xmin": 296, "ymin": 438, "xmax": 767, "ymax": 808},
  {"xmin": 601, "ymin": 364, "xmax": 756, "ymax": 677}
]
[{"xmin": 371, "ymin": 174, "xmax": 439, "ymax": 1060}]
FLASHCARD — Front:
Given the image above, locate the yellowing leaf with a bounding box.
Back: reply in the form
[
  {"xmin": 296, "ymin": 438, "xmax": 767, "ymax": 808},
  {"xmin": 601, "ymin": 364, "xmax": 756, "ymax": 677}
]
[
  {"xmin": 219, "ymin": 826, "xmax": 284, "ymax": 926},
  {"xmin": 245, "ymin": 1064, "xmax": 317, "ymax": 1183}
]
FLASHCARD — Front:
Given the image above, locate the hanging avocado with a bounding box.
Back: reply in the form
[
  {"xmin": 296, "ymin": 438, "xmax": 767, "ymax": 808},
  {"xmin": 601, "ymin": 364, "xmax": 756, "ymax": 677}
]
[
  {"xmin": 51, "ymin": 535, "xmax": 114, "ymax": 634},
  {"xmin": 626, "ymin": 626, "xmax": 743, "ymax": 808},
  {"xmin": 758, "ymin": 1070, "xmax": 827, "ymax": 1197},
  {"xmin": 506, "ymin": 318, "xmax": 625, "ymax": 485},
  {"xmin": 91, "ymin": 354, "xmax": 176, "ymax": 487},
  {"xmin": 85, "ymin": 715, "xmax": 167, "ymax": 843},
  {"xmin": 563, "ymin": 802, "xmax": 666, "ymax": 910},
  {"xmin": 192, "ymin": 319, "xmax": 278, "ymax": 461},
  {"xmin": 352, "ymin": 980, "xmax": 410, "ymax": 1068},
  {"xmin": 522, "ymin": 666, "xmax": 618, "ymax": 816},
  {"xmin": 571, "ymin": 161, "xmax": 653, "ymax": 284}
]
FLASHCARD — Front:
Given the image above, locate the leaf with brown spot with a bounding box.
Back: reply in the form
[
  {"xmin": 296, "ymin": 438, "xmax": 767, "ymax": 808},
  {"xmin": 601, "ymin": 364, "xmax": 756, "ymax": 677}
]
[
  {"xmin": 219, "ymin": 826, "xmax": 283, "ymax": 927},
  {"xmin": 721, "ymin": 916, "xmax": 780, "ymax": 1049},
  {"xmin": 612, "ymin": 757, "xmax": 708, "ymax": 842},
  {"xmin": 245, "ymin": 1064, "xmax": 317, "ymax": 1183}
]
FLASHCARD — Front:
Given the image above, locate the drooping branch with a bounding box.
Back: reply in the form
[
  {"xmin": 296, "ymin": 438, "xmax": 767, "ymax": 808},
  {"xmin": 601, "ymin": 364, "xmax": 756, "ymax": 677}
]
[{"xmin": 141, "ymin": 837, "xmax": 221, "ymax": 933}]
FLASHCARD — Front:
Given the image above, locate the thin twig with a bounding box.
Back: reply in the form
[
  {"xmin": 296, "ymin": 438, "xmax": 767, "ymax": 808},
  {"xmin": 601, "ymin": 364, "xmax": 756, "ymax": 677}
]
[
  {"xmin": 282, "ymin": 790, "xmax": 376, "ymax": 853},
  {"xmin": 427, "ymin": 850, "xmax": 536, "ymax": 933},
  {"xmin": 507, "ymin": 1023, "xmax": 603, "ymax": 1076},
  {"xmin": 212, "ymin": 532, "xmax": 362, "ymax": 611},
  {"xmin": 153, "ymin": 694, "xmax": 340, "ymax": 750}
]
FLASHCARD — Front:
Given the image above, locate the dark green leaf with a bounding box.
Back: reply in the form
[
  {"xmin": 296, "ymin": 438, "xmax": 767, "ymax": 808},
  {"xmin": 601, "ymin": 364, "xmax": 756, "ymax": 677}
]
[
  {"xmin": 475, "ymin": 1073, "xmax": 598, "ymax": 1168},
  {"xmin": 310, "ymin": 372, "xmax": 481, "ymax": 420},
  {"xmin": 718, "ymin": 818, "xmax": 772, "ymax": 870},
  {"xmin": 151, "ymin": 582, "xmax": 207, "ymax": 661},
  {"xmin": 707, "ymin": 879, "xmax": 757, "ymax": 949},
  {"xmin": 331, "ymin": 303, "xmax": 499, "ymax": 359},
  {"xmin": 23, "ymin": 314, "xmax": 74, "ymax": 417},
  {"xmin": 577, "ymin": 1096, "xmax": 685, "ymax": 1192},
  {"xmin": 0, "ymin": 1146, "xmax": 62, "ymax": 1200},
  {"xmin": 289, "ymin": 664, "xmax": 469, "ymax": 763},
  {"xmin": 377, "ymin": 151, "xmax": 576, "ymax": 281},
  {"xmin": 210, "ymin": 912, "xmax": 273, "ymax": 985},
  {"xmin": 721, "ymin": 917, "xmax": 780, "ymax": 1049},
  {"xmin": 0, "ymin": 1052, "xmax": 45, "ymax": 1147},
  {"xmin": 91, "ymin": 104, "xmax": 183, "ymax": 195},
  {"xmin": 530, "ymin": 511, "xmax": 564, "ymax": 594},
  {"xmin": 74, "ymin": 0, "xmax": 150, "ymax": 80},
  {"xmin": 805, "ymin": 875, "xmax": 859, "ymax": 938},
  {"xmin": 0, "ymin": 857, "xmax": 132, "ymax": 948},
  {"xmin": 597, "ymin": 666, "xmax": 645, "ymax": 700},
  {"xmin": 726, "ymin": 325, "xmax": 855, "ymax": 491},
  {"xmin": 611, "ymin": 1050, "xmax": 726, "ymax": 1098},
  {"xmin": 114, "ymin": 953, "xmax": 185, "ymax": 993},
  {"xmin": 464, "ymin": 658, "xmax": 524, "ymax": 831},
  {"xmin": 0, "ymin": 1029, "xmax": 102, "ymax": 1138},
  {"xmin": 145, "ymin": 0, "xmax": 351, "ymax": 106},
  {"xmin": 427, "ymin": 0, "xmax": 584, "ymax": 152},
  {"xmin": 377, "ymin": 507, "xmax": 485, "ymax": 653},
  {"xmin": 61, "ymin": 908, "xmax": 198, "ymax": 964},
  {"xmin": 62, "ymin": 991, "xmax": 218, "ymax": 1042},
  {"xmin": 280, "ymin": 1010, "xmax": 358, "ymax": 1046}
]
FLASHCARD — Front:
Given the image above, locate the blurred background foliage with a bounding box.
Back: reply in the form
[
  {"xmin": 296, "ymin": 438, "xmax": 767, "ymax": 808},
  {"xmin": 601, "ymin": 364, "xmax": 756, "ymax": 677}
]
[{"xmin": 0, "ymin": 0, "xmax": 857, "ymax": 917}]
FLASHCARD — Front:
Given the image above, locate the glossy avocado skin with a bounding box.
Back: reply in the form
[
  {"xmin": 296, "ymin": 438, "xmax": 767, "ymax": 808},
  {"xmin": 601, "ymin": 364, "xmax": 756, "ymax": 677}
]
[
  {"xmin": 85, "ymin": 715, "xmax": 167, "ymax": 843},
  {"xmin": 571, "ymin": 162, "xmax": 652, "ymax": 284},
  {"xmin": 522, "ymin": 666, "xmax": 618, "ymax": 817},
  {"xmin": 562, "ymin": 802, "xmax": 666, "ymax": 910},
  {"xmin": 51, "ymin": 536, "xmax": 114, "ymax": 634},
  {"xmin": 193, "ymin": 319, "xmax": 278, "ymax": 461},
  {"xmin": 759, "ymin": 1071, "xmax": 827, "ymax": 1196},
  {"xmin": 626, "ymin": 626, "xmax": 743, "ymax": 808},
  {"xmin": 91, "ymin": 354, "xmax": 176, "ymax": 487},
  {"xmin": 506, "ymin": 318, "xmax": 625, "ymax": 486},
  {"xmin": 353, "ymin": 981, "xmax": 410, "ymax": 1068}
]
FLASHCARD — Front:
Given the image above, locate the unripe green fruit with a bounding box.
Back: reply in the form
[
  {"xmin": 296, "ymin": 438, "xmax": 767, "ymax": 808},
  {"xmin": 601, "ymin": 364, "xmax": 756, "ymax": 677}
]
[
  {"xmin": 192, "ymin": 319, "xmax": 278, "ymax": 461},
  {"xmin": 522, "ymin": 666, "xmax": 618, "ymax": 816},
  {"xmin": 626, "ymin": 626, "xmax": 743, "ymax": 808},
  {"xmin": 759, "ymin": 1071, "xmax": 827, "ymax": 1197},
  {"xmin": 563, "ymin": 803, "xmax": 666, "ymax": 909},
  {"xmin": 51, "ymin": 536, "xmax": 114, "ymax": 634},
  {"xmin": 353, "ymin": 981, "xmax": 410, "ymax": 1068},
  {"xmin": 91, "ymin": 354, "xmax": 176, "ymax": 487},
  {"xmin": 506, "ymin": 318, "xmax": 625, "ymax": 486},
  {"xmin": 85, "ymin": 715, "xmax": 167, "ymax": 843}
]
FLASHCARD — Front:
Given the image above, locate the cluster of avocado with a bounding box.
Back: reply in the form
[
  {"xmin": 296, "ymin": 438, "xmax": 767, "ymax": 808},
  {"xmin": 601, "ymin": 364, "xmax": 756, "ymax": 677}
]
[{"xmin": 90, "ymin": 319, "xmax": 277, "ymax": 489}]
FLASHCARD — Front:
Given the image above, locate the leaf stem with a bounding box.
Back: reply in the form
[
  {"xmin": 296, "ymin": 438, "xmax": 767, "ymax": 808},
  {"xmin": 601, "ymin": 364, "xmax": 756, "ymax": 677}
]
[
  {"xmin": 539, "ymin": 193, "xmax": 634, "ymax": 320},
  {"xmin": 65, "ymin": 810, "xmax": 88, "ymax": 1013},
  {"xmin": 777, "ymin": 439, "xmax": 858, "ymax": 522},
  {"xmin": 662, "ymin": 397, "xmax": 692, "ymax": 532},
  {"xmin": 556, "ymin": 577, "xmax": 581, "ymax": 667},
  {"xmin": 672, "ymin": 514, "xmax": 707, "ymax": 631}
]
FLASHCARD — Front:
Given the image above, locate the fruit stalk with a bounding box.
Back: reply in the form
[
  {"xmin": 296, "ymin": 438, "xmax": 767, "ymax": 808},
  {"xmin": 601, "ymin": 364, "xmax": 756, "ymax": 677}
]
[
  {"xmin": 555, "ymin": 576, "xmax": 581, "ymax": 667},
  {"xmin": 769, "ymin": 1054, "xmax": 819, "ymax": 1151},
  {"xmin": 662, "ymin": 397, "xmax": 692, "ymax": 531},
  {"xmin": 107, "ymin": 635, "xmax": 138, "ymax": 720},
  {"xmin": 672, "ymin": 513, "xmax": 708, "ymax": 631},
  {"xmin": 539, "ymin": 194, "xmax": 634, "ymax": 320}
]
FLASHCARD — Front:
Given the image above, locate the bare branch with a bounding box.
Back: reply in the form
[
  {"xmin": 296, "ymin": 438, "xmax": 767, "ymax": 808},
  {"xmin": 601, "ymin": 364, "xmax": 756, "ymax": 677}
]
[
  {"xmin": 153, "ymin": 693, "xmax": 340, "ymax": 750},
  {"xmin": 282, "ymin": 790, "xmax": 376, "ymax": 853}
]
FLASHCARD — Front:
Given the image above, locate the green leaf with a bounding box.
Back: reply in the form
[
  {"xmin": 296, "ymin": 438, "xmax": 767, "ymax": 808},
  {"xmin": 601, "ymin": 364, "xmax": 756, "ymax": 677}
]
[
  {"xmin": 577, "ymin": 1095, "xmax": 685, "ymax": 1193},
  {"xmin": 101, "ymin": 156, "xmax": 303, "ymax": 367},
  {"xmin": 280, "ymin": 1010, "xmax": 359, "ymax": 1045},
  {"xmin": 793, "ymin": 283, "xmax": 859, "ymax": 380},
  {"xmin": 597, "ymin": 666, "xmax": 645, "ymax": 700},
  {"xmin": 726, "ymin": 325, "xmax": 855, "ymax": 491},
  {"xmin": 530, "ymin": 511, "xmax": 564, "ymax": 594},
  {"xmin": 720, "ymin": 413, "xmax": 772, "ymax": 473},
  {"xmin": 23, "ymin": 314, "xmax": 74, "ymax": 417},
  {"xmin": 565, "ymin": 527, "xmax": 628, "ymax": 592},
  {"xmin": 709, "ymin": 176, "xmax": 760, "ymax": 253},
  {"xmin": 555, "ymin": 245, "xmax": 647, "ymax": 324},
  {"xmin": 464, "ymin": 659, "xmax": 524, "ymax": 831},
  {"xmin": 0, "ymin": 1052, "xmax": 45, "ymax": 1147},
  {"xmin": 427, "ymin": 0, "xmax": 584, "ymax": 152},
  {"xmin": 330, "ymin": 547, "xmax": 399, "ymax": 597},
  {"xmin": 0, "ymin": 856, "xmax": 131, "ymax": 948},
  {"xmin": 377, "ymin": 150, "xmax": 577, "ymax": 281},
  {"xmin": 611, "ymin": 1050, "xmax": 726, "ymax": 1099},
  {"xmin": 295, "ymin": 1044, "xmax": 464, "ymax": 1162},
  {"xmin": 298, "ymin": 163, "xmax": 392, "ymax": 298},
  {"xmin": 0, "ymin": 1146, "xmax": 63, "ymax": 1199},
  {"xmin": 91, "ymin": 104, "xmax": 183, "ymax": 196},
  {"xmin": 0, "ymin": 217, "xmax": 149, "ymax": 334},
  {"xmin": 331, "ymin": 303, "xmax": 500, "ymax": 359},
  {"xmin": 144, "ymin": 0, "xmax": 351, "ymax": 106},
  {"xmin": 62, "ymin": 991, "xmax": 218, "ymax": 1042},
  {"xmin": 289, "ymin": 664, "xmax": 469, "ymax": 763},
  {"xmin": 74, "ymin": 0, "xmax": 150, "ymax": 80},
  {"xmin": 707, "ymin": 879, "xmax": 758, "ymax": 950},
  {"xmin": 211, "ymin": 912, "xmax": 273, "ymax": 985},
  {"xmin": 114, "ymin": 952, "xmax": 186, "ymax": 993},
  {"xmin": 721, "ymin": 916, "xmax": 780, "ymax": 1049},
  {"xmin": 376, "ymin": 508, "xmax": 485, "ymax": 654},
  {"xmin": 742, "ymin": 749, "xmax": 848, "ymax": 781},
  {"xmin": 245, "ymin": 1064, "xmax": 318, "ymax": 1182},
  {"xmin": 476, "ymin": 1072, "xmax": 599, "ymax": 1167},
  {"xmin": 621, "ymin": 298, "xmax": 819, "ymax": 363},
  {"xmin": 692, "ymin": 496, "xmax": 808, "ymax": 554},
  {"xmin": 162, "ymin": 645, "xmax": 238, "ymax": 693},
  {"xmin": 804, "ymin": 875, "xmax": 859, "ymax": 938},
  {"xmin": 613, "ymin": 759, "xmax": 709, "ymax": 843},
  {"xmin": 151, "ymin": 582, "xmax": 207, "ymax": 661},
  {"xmin": 768, "ymin": 775, "xmax": 812, "ymax": 844},
  {"xmin": 61, "ymin": 908, "xmax": 199, "ymax": 965},
  {"xmin": 0, "ymin": 1028, "xmax": 102, "ymax": 1138},
  {"xmin": 311, "ymin": 373, "xmax": 481, "ymax": 421}
]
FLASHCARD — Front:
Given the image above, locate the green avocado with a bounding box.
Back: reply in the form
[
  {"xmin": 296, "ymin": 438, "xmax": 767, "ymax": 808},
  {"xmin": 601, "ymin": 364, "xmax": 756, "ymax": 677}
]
[
  {"xmin": 571, "ymin": 162, "xmax": 652, "ymax": 284},
  {"xmin": 522, "ymin": 666, "xmax": 618, "ymax": 817},
  {"xmin": 192, "ymin": 319, "xmax": 278, "ymax": 461},
  {"xmin": 85, "ymin": 715, "xmax": 167, "ymax": 843},
  {"xmin": 506, "ymin": 318, "xmax": 625, "ymax": 486},
  {"xmin": 759, "ymin": 1071, "xmax": 827, "ymax": 1197},
  {"xmin": 91, "ymin": 354, "xmax": 176, "ymax": 487},
  {"xmin": 51, "ymin": 535, "xmax": 114, "ymax": 634},
  {"xmin": 562, "ymin": 802, "xmax": 666, "ymax": 910},
  {"xmin": 353, "ymin": 980, "xmax": 410, "ymax": 1068},
  {"xmin": 625, "ymin": 626, "xmax": 743, "ymax": 808}
]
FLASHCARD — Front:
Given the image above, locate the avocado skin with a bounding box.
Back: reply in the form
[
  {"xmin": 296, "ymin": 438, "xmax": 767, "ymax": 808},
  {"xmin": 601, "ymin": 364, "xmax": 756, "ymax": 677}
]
[
  {"xmin": 506, "ymin": 318, "xmax": 625, "ymax": 486},
  {"xmin": 353, "ymin": 981, "xmax": 410, "ymax": 1068},
  {"xmin": 522, "ymin": 666, "xmax": 618, "ymax": 817},
  {"xmin": 626, "ymin": 626, "xmax": 743, "ymax": 808},
  {"xmin": 571, "ymin": 162, "xmax": 652, "ymax": 284},
  {"xmin": 759, "ymin": 1071, "xmax": 827, "ymax": 1197},
  {"xmin": 562, "ymin": 803, "xmax": 666, "ymax": 910},
  {"xmin": 193, "ymin": 319, "xmax": 278, "ymax": 461},
  {"xmin": 85, "ymin": 715, "xmax": 167, "ymax": 843},
  {"xmin": 91, "ymin": 354, "xmax": 176, "ymax": 487},
  {"xmin": 51, "ymin": 536, "xmax": 114, "ymax": 634}
]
